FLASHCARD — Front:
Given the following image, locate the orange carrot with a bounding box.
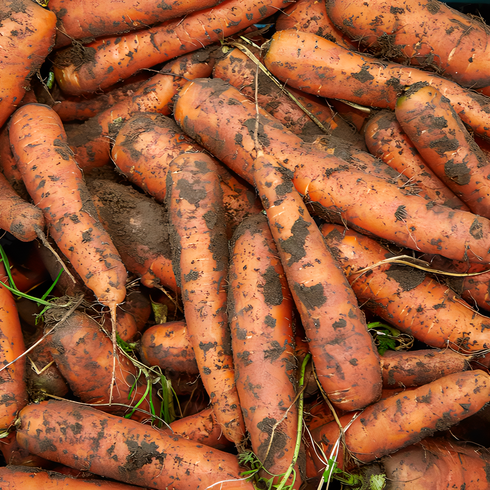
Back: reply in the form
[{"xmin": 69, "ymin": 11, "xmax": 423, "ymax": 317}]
[
  {"xmin": 17, "ymin": 399, "xmax": 254, "ymax": 489},
  {"xmin": 0, "ymin": 0, "xmax": 56, "ymax": 128},
  {"xmin": 364, "ymin": 109, "xmax": 468, "ymax": 210},
  {"xmin": 229, "ymin": 213, "xmax": 301, "ymax": 485},
  {"xmin": 53, "ymin": 0, "xmax": 292, "ymax": 96},
  {"xmin": 253, "ymin": 153, "xmax": 382, "ymax": 411},
  {"xmin": 9, "ymin": 104, "xmax": 127, "ymax": 310},
  {"xmin": 395, "ymin": 83, "xmax": 490, "ymax": 218},
  {"xmin": 263, "ymin": 29, "xmax": 490, "ymax": 141},
  {"xmin": 166, "ymin": 151, "xmax": 245, "ymax": 443}
]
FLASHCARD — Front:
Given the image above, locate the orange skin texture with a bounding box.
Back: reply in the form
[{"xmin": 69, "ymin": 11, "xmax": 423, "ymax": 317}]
[
  {"xmin": 175, "ymin": 78, "xmax": 490, "ymax": 264},
  {"xmin": 16, "ymin": 400, "xmax": 253, "ymax": 490},
  {"xmin": 51, "ymin": 0, "xmax": 225, "ymax": 48},
  {"xmin": 253, "ymin": 154, "xmax": 382, "ymax": 411},
  {"xmin": 53, "ymin": 0, "xmax": 292, "ymax": 95},
  {"xmin": 166, "ymin": 152, "xmax": 245, "ymax": 444},
  {"xmin": 321, "ymin": 224, "xmax": 490, "ymax": 352},
  {"xmin": 310, "ymin": 370, "xmax": 490, "ymax": 470},
  {"xmin": 0, "ymin": 0, "xmax": 56, "ymax": 128},
  {"xmin": 228, "ymin": 214, "xmax": 301, "ymax": 485},
  {"xmin": 396, "ymin": 84, "xmax": 490, "ymax": 218},
  {"xmin": 9, "ymin": 104, "xmax": 127, "ymax": 308},
  {"xmin": 326, "ymin": 0, "xmax": 490, "ymax": 89},
  {"xmin": 263, "ymin": 29, "xmax": 490, "ymax": 141},
  {"xmin": 364, "ymin": 109, "xmax": 468, "ymax": 210}
]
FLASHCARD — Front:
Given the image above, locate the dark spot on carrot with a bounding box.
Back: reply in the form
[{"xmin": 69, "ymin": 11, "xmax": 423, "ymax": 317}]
[
  {"xmin": 264, "ymin": 314, "xmax": 276, "ymax": 329},
  {"xmin": 175, "ymin": 178, "xmax": 207, "ymax": 205},
  {"xmin": 184, "ymin": 269, "xmax": 199, "ymax": 282},
  {"xmin": 237, "ymin": 351, "xmax": 252, "ymax": 366},
  {"xmin": 444, "ymin": 160, "xmax": 471, "ymax": 185},
  {"xmin": 332, "ymin": 319, "xmax": 347, "ymax": 330},
  {"xmin": 292, "ymin": 282, "xmax": 326, "ymax": 309},
  {"xmin": 279, "ymin": 216, "xmax": 310, "ymax": 265},
  {"xmin": 470, "ymin": 219, "xmax": 484, "ymax": 240},
  {"xmin": 199, "ymin": 341, "xmax": 217, "ymax": 353},
  {"xmin": 264, "ymin": 341, "xmax": 286, "ymax": 363},
  {"xmin": 385, "ymin": 265, "xmax": 426, "ymax": 291},
  {"xmin": 121, "ymin": 439, "xmax": 164, "ymax": 473},
  {"xmin": 351, "ymin": 64, "xmax": 375, "ymax": 83},
  {"xmin": 262, "ymin": 266, "xmax": 283, "ymax": 306}
]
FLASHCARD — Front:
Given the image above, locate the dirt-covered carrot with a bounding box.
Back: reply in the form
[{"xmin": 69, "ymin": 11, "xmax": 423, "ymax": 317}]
[
  {"xmin": 174, "ymin": 78, "xmax": 490, "ymax": 263},
  {"xmin": 309, "ymin": 370, "xmax": 490, "ymax": 470},
  {"xmin": 53, "ymin": 0, "xmax": 292, "ymax": 96},
  {"xmin": 396, "ymin": 83, "xmax": 490, "ymax": 218},
  {"xmin": 321, "ymin": 224, "xmax": 490, "ymax": 352},
  {"xmin": 263, "ymin": 29, "xmax": 490, "ymax": 141},
  {"xmin": 326, "ymin": 0, "xmax": 490, "ymax": 90},
  {"xmin": 365, "ymin": 109, "xmax": 468, "ymax": 210},
  {"xmin": 229, "ymin": 214, "xmax": 301, "ymax": 485},
  {"xmin": 50, "ymin": 0, "xmax": 226, "ymax": 48},
  {"xmin": 0, "ymin": 0, "xmax": 56, "ymax": 128},
  {"xmin": 166, "ymin": 151, "xmax": 245, "ymax": 443},
  {"xmin": 9, "ymin": 104, "xmax": 127, "ymax": 310},
  {"xmin": 17, "ymin": 399, "xmax": 254, "ymax": 489},
  {"xmin": 253, "ymin": 153, "xmax": 382, "ymax": 410}
]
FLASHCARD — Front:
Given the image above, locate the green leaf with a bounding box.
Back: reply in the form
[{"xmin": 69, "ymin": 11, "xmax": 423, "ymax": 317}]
[{"xmin": 370, "ymin": 474, "xmax": 386, "ymax": 490}]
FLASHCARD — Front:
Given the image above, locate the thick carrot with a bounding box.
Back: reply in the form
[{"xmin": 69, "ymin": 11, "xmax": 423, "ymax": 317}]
[
  {"xmin": 364, "ymin": 109, "xmax": 468, "ymax": 210},
  {"xmin": 309, "ymin": 370, "xmax": 490, "ymax": 470},
  {"xmin": 263, "ymin": 29, "xmax": 490, "ymax": 141},
  {"xmin": 17, "ymin": 399, "xmax": 254, "ymax": 490},
  {"xmin": 53, "ymin": 0, "xmax": 292, "ymax": 96},
  {"xmin": 0, "ymin": 0, "xmax": 56, "ymax": 128},
  {"xmin": 320, "ymin": 223, "xmax": 490, "ymax": 352},
  {"xmin": 50, "ymin": 0, "xmax": 226, "ymax": 48},
  {"xmin": 253, "ymin": 153, "xmax": 382, "ymax": 410},
  {"xmin": 9, "ymin": 104, "xmax": 127, "ymax": 309},
  {"xmin": 174, "ymin": 78, "xmax": 490, "ymax": 263},
  {"xmin": 0, "ymin": 432, "xmax": 53, "ymax": 468},
  {"xmin": 395, "ymin": 83, "xmax": 490, "ymax": 218},
  {"xmin": 229, "ymin": 214, "xmax": 301, "ymax": 485},
  {"xmin": 326, "ymin": 0, "xmax": 490, "ymax": 89},
  {"xmin": 166, "ymin": 151, "xmax": 245, "ymax": 443},
  {"xmin": 0, "ymin": 262, "xmax": 27, "ymax": 430}
]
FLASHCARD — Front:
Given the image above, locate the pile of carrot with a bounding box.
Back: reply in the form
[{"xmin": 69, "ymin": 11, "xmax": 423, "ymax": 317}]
[{"xmin": 2, "ymin": 0, "xmax": 490, "ymax": 488}]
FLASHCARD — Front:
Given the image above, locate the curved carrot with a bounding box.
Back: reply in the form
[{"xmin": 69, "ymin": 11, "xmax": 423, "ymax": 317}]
[
  {"xmin": 396, "ymin": 83, "xmax": 490, "ymax": 218},
  {"xmin": 9, "ymin": 104, "xmax": 127, "ymax": 309},
  {"xmin": 253, "ymin": 153, "xmax": 382, "ymax": 411},
  {"xmin": 364, "ymin": 109, "xmax": 468, "ymax": 210},
  {"xmin": 166, "ymin": 151, "xmax": 245, "ymax": 443},
  {"xmin": 320, "ymin": 223, "xmax": 490, "ymax": 352},
  {"xmin": 229, "ymin": 213, "xmax": 301, "ymax": 485},
  {"xmin": 53, "ymin": 0, "xmax": 290, "ymax": 96},
  {"xmin": 17, "ymin": 400, "xmax": 254, "ymax": 489},
  {"xmin": 263, "ymin": 29, "xmax": 490, "ymax": 141}
]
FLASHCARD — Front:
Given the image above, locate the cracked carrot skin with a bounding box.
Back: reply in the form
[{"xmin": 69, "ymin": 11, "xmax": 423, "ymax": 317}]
[
  {"xmin": 396, "ymin": 83, "xmax": 490, "ymax": 219},
  {"xmin": 53, "ymin": 0, "xmax": 293, "ymax": 96},
  {"xmin": 320, "ymin": 224, "xmax": 490, "ymax": 352},
  {"xmin": 166, "ymin": 152, "xmax": 245, "ymax": 444},
  {"xmin": 229, "ymin": 214, "xmax": 301, "ymax": 485},
  {"xmin": 16, "ymin": 400, "xmax": 254, "ymax": 490},
  {"xmin": 253, "ymin": 154, "xmax": 382, "ymax": 411},
  {"xmin": 174, "ymin": 78, "xmax": 490, "ymax": 263},
  {"xmin": 263, "ymin": 29, "xmax": 490, "ymax": 141},
  {"xmin": 364, "ymin": 109, "xmax": 468, "ymax": 210},
  {"xmin": 9, "ymin": 104, "xmax": 127, "ymax": 309}
]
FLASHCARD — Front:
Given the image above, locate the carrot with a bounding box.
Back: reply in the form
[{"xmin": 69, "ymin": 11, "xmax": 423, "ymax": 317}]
[
  {"xmin": 229, "ymin": 214, "xmax": 301, "ymax": 486},
  {"xmin": 50, "ymin": 0, "xmax": 226, "ymax": 48},
  {"xmin": 326, "ymin": 0, "xmax": 490, "ymax": 90},
  {"xmin": 17, "ymin": 399, "xmax": 254, "ymax": 490},
  {"xmin": 262, "ymin": 29, "xmax": 490, "ymax": 141},
  {"xmin": 0, "ymin": 171, "xmax": 45, "ymax": 242},
  {"xmin": 53, "ymin": 0, "xmax": 292, "ymax": 96},
  {"xmin": 275, "ymin": 0, "xmax": 358, "ymax": 50},
  {"xmin": 320, "ymin": 223, "xmax": 490, "ymax": 352},
  {"xmin": 0, "ymin": 261, "xmax": 28, "ymax": 430},
  {"xmin": 87, "ymin": 178, "xmax": 177, "ymax": 293},
  {"xmin": 47, "ymin": 309, "xmax": 160, "ymax": 422},
  {"xmin": 166, "ymin": 151, "xmax": 245, "ymax": 443},
  {"xmin": 309, "ymin": 370, "xmax": 490, "ymax": 470},
  {"xmin": 0, "ymin": 124, "xmax": 25, "ymax": 197},
  {"xmin": 0, "ymin": 0, "xmax": 56, "ymax": 128},
  {"xmin": 326, "ymin": 99, "xmax": 370, "ymax": 133},
  {"xmin": 174, "ymin": 78, "xmax": 490, "ymax": 263},
  {"xmin": 0, "ymin": 465, "xmax": 146, "ymax": 489},
  {"xmin": 364, "ymin": 109, "xmax": 468, "ymax": 210},
  {"xmin": 9, "ymin": 103, "xmax": 127, "ymax": 310},
  {"xmin": 252, "ymin": 153, "xmax": 382, "ymax": 411},
  {"xmin": 0, "ymin": 433, "xmax": 53, "ymax": 468},
  {"xmin": 395, "ymin": 83, "xmax": 490, "ymax": 218},
  {"xmin": 66, "ymin": 48, "xmax": 217, "ymax": 171}
]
